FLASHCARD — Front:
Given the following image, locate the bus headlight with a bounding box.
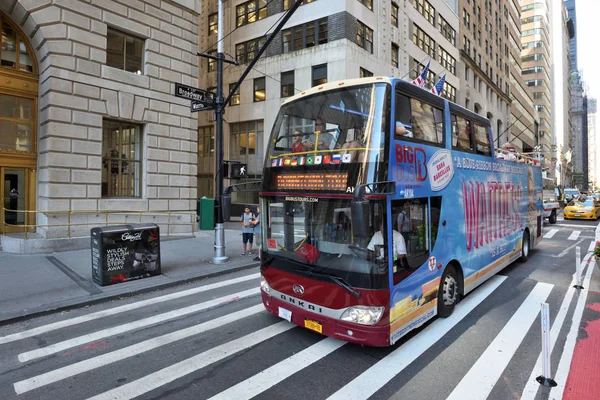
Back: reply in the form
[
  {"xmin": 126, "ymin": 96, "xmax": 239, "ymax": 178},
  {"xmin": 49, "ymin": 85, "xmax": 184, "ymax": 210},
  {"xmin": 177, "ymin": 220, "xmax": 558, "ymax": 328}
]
[
  {"xmin": 340, "ymin": 306, "xmax": 384, "ymax": 325},
  {"xmin": 260, "ymin": 275, "xmax": 271, "ymax": 295}
]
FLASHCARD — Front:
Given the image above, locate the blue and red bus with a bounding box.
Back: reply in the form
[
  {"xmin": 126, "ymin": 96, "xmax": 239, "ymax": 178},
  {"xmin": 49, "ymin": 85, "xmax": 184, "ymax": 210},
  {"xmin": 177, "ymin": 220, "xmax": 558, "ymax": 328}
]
[{"xmin": 255, "ymin": 77, "xmax": 543, "ymax": 346}]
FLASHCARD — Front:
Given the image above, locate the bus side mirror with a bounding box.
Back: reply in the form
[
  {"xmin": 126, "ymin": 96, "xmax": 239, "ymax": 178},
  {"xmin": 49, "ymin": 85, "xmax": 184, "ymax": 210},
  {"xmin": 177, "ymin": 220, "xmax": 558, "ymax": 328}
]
[
  {"xmin": 351, "ymin": 199, "xmax": 370, "ymax": 238},
  {"xmin": 222, "ymin": 186, "xmax": 232, "ymax": 220}
]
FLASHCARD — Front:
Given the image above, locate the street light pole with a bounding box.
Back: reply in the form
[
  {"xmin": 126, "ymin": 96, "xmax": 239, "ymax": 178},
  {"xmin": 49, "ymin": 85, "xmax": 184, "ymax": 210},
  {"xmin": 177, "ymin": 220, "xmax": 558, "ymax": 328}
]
[{"xmin": 212, "ymin": 0, "xmax": 228, "ymax": 264}]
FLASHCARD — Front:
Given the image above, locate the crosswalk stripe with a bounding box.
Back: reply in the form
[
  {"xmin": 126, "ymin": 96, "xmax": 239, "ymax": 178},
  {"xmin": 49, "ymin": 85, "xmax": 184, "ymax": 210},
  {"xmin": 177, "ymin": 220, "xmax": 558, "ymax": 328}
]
[
  {"xmin": 86, "ymin": 322, "xmax": 295, "ymax": 400},
  {"xmin": 520, "ymin": 253, "xmax": 592, "ymax": 400},
  {"xmin": 209, "ymin": 337, "xmax": 346, "ymax": 400},
  {"xmin": 588, "ymin": 240, "xmax": 596, "ymax": 253},
  {"xmin": 0, "ymin": 272, "xmax": 260, "ymax": 345},
  {"xmin": 549, "ymin": 253, "xmax": 597, "ymax": 399},
  {"xmin": 327, "ymin": 275, "xmax": 507, "ymax": 400},
  {"xmin": 13, "ymin": 304, "xmax": 266, "ymax": 394},
  {"xmin": 446, "ymin": 282, "xmax": 553, "ymax": 400},
  {"xmin": 568, "ymin": 231, "xmax": 581, "ymax": 240},
  {"xmin": 544, "ymin": 229, "xmax": 559, "ymax": 239},
  {"xmin": 18, "ymin": 288, "xmax": 260, "ymax": 362}
]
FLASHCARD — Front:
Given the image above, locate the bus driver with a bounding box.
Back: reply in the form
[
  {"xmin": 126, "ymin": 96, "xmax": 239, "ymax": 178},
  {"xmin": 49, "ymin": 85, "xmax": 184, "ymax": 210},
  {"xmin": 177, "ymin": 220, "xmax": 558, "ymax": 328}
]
[{"xmin": 367, "ymin": 217, "xmax": 407, "ymax": 266}]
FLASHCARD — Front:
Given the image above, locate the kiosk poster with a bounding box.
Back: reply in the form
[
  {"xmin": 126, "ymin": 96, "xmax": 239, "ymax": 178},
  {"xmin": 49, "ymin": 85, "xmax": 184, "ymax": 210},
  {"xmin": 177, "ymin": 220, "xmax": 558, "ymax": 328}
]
[{"xmin": 91, "ymin": 224, "xmax": 161, "ymax": 286}]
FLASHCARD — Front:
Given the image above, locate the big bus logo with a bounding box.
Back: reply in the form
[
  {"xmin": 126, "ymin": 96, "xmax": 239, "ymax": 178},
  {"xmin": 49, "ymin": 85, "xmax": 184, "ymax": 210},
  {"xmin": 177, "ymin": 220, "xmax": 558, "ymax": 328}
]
[
  {"xmin": 394, "ymin": 144, "xmax": 427, "ymax": 182},
  {"xmin": 463, "ymin": 180, "xmax": 524, "ymax": 252}
]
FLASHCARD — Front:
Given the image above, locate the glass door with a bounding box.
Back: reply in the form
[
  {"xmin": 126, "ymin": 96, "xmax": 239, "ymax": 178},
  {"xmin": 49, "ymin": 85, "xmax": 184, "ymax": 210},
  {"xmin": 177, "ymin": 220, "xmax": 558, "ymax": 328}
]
[{"xmin": 1, "ymin": 167, "xmax": 27, "ymax": 233}]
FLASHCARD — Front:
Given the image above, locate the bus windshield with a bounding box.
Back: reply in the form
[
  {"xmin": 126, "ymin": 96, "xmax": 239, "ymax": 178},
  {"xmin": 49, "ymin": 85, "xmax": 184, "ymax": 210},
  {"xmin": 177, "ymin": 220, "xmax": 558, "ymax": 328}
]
[
  {"xmin": 262, "ymin": 196, "xmax": 389, "ymax": 290},
  {"xmin": 264, "ymin": 83, "xmax": 390, "ymax": 191}
]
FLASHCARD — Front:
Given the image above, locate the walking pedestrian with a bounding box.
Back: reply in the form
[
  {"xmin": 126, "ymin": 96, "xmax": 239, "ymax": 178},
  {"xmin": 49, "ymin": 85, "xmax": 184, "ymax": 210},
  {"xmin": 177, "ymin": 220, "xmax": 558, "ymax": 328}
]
[
  {"xmin": 240, "ymin": 206, "xmax": 255, "ymax": 256},
  {"xmin": 251, "ymin": 206, "xmax": 261, "ymax": 261}
]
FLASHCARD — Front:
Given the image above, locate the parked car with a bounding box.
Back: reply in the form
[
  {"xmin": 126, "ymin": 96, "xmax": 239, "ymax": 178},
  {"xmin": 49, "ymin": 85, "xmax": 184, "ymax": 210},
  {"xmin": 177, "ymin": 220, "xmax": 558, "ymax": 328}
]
[{"xmin": 563, "ymin": 198, "xmax": 600, "ymax": 220}]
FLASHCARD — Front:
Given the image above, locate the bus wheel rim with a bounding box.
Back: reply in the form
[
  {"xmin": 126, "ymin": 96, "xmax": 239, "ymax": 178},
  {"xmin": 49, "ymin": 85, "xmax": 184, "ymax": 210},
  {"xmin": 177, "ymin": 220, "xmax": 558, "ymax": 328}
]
[
  {"xmin": 523, "ymin": 234, "xmax": 529, "ymax": 257},
  {"xmin": 443, "ymin": 274, "xmax": 457, "ymax": 306}
]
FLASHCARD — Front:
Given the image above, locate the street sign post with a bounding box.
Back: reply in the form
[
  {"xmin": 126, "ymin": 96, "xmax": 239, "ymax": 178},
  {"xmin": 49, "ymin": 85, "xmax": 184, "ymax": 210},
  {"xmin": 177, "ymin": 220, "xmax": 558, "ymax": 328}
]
[{"xmin": 174, "ymin": 83, "xmax": 216, "ymax": 112}]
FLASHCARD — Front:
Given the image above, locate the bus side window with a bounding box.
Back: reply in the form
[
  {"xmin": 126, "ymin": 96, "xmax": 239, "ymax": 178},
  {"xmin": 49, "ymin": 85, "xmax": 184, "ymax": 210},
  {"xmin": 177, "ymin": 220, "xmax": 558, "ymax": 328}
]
[
  {"xmin": 474, "ymin": 123, "xmax": 491, "ymax": 155},
  {"xmin": 410, "ymin": 99, "xmax": 444, "ymax": 145},
  {"xmin": 394, "ymin": 93, "xmax": 412, "ymax": 139},
  {"xmin": 453, "ymin": 115, "xmax": 474, "ymax": 151}
]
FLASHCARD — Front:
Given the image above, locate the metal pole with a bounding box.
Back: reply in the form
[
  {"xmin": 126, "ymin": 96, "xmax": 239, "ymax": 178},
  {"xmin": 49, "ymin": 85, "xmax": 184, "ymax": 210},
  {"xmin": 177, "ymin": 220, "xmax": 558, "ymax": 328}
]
[
  {"xmin": 574, "ymin": 246, "xmax": 583, "ymax": 289},
  {"xmin": 535, "ymin": 302, "xmax": 557, "ymax": 387},
  {"xmin": 212, "ymin": 0, "xmax": 228, "ymax": 264}
]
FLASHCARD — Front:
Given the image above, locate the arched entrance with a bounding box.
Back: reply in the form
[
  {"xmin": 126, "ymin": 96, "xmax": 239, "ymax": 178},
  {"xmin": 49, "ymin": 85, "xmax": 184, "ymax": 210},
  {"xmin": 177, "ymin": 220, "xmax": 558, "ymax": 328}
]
[{"xmin": 0, "ymin": 13, "xmax": 38, "ymax": 234}]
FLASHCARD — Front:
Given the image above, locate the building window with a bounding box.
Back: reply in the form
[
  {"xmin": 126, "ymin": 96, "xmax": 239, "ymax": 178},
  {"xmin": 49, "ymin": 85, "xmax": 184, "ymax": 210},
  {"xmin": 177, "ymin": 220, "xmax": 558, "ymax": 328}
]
[
  {"xmin": 207, "ymin": 50, "xmax": 216, "ymax": 72},
  {"xmin": 413, "ymin": 24, "xmax": 436, "ymax": 59},
  {"xmin": 357, "ymin": 21, "xmax": 373, "ymax": 53},
  {"xmin": 463, "ymin": 9, "xmax": 470, "ymax": 30},
  {"xmin": 414, "ymin": 0, "xmax": 435, "ymax": 26},
  {"xmin": 391, "ymin": 43, "xmax": 399, "ymax": 68},
  {"xmin": 229, "ymin": 83, "xmax": 240, "ymax": 105},
  {"xmin": 360, "ymin": 67, "xmax": 373, "ymax": 77},
  {"xmin": 438, "ymin": 46, "xmax": 455, "ymax": 74},
  {"xmin": 358, "ymin": 0, "xmax": 373, "ymax": 11},
  {"xmin": 0, "ymin": 94, "xmax": 34, "ymax": 152},
  {"xmin": 312, "ymin": 64, "xmax": 327, "ymax": 86},
  {"xmin": 437, "ymin": 15, "xmax": 456, "ymax": 46},
  {"xmin": 283, "ymin": 0, "xmax": 315, "ymax": 10},
  {"xmin": 230, "ymin": 120, "xmax": 263, "ymax": 157},
  {"xmin": 208, "ymin": 13, "xmax": 218, "ymax": 35},
  {"xmin": 442, "ymin": 81, "xmax": 456, "ymax": 103},
  {"xmin": 281, "ymin": 70, "xmax": 294, "ymax": 97},
  {"xmin": 254, "ymin": 77, "xmax": 265, "ymax": 102},
  {"xmin": 106, "ymin": 28, "xmax": 144, "ymax": 74},
  {"xmin": 0, "ymin": 16, "xmax": 35, "ymax": 73},
  {"xmin": 102, "ymin": 120, "xmax": 142, "ymax": 198},
  {"xmin": 282, "ymin": 18, "xmax": 328, "ymax": 53},
  {"xmin": 198, "ymin": 126, "xmax": 215, "ymax": 157},
  {"xmin": 391, "ymin": 3, "xmax": 399, "ymax": 27},
  {"xmin": 236, "ymin": 0, "xmax": 268, "ymax": 28},
  {"xmin": 235, "ymin": 37, "xmax": 266, "ymax": 64}
]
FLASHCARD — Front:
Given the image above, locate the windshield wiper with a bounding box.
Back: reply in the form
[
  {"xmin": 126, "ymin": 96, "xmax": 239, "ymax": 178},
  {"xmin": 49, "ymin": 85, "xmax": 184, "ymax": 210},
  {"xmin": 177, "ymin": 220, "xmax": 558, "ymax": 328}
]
[{"xmin": 289, "ymin": 267, "xmax": 361, "ymax": 298}]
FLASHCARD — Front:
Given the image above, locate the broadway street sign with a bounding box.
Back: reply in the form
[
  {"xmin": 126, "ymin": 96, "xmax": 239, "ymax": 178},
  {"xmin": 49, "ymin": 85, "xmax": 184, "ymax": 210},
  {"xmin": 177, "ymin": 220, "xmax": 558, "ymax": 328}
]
[{"xmin": 174, "ymin": 83, "xmax": 215, "ymax": 111}]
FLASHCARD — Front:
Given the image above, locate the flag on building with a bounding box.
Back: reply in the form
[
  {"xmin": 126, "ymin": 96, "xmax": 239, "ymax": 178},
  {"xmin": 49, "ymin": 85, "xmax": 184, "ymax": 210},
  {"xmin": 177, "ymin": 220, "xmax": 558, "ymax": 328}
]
[
  {"xmin": 411, "ymin": 60, "xmax": 430, "ymax": 88},
  {"xmin": 430, "ymin": 73, "xmax": 446, "ymax": 96},
  {"xmin": 556, "ymin": 163, "xmax": 562, "ymax": 173}
]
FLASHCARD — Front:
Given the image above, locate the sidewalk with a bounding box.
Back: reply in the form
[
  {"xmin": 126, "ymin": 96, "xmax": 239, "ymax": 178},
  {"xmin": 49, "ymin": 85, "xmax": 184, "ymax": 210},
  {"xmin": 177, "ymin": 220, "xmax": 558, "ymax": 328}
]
[{"xmin": 0, "ymin": 222, "xmax": 259, "ymax": 324}]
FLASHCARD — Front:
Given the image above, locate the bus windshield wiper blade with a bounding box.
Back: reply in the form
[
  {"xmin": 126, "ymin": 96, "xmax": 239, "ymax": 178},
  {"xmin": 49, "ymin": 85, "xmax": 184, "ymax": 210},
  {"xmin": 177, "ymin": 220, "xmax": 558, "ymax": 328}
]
[{"xmin": 328, "ymin": 275, "xmax": 361, "ymax": 298}]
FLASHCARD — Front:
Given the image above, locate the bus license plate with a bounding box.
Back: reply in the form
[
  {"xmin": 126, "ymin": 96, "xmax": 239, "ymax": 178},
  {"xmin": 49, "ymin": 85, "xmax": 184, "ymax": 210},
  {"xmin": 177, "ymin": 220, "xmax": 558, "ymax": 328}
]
[
  {"xmin": 278, "ymin": 307, "xmax": 292, "ymax": 322},
  {"xmin": 304, "ymin": 319, "xmax": 322, "ymax": 333}
]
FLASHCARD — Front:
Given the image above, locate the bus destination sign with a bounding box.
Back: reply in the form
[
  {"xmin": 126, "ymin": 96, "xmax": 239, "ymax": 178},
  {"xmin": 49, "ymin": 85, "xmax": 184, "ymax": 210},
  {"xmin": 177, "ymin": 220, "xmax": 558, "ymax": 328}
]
[{"xmin": 274, "ymin": 172, "xmax": 348, "ymax": 192}]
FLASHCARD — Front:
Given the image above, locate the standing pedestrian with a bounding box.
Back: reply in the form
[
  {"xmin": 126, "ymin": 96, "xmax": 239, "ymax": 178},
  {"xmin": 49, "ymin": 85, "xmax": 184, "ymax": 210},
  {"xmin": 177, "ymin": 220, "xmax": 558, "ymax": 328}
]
[
  {"xmin": 397, "ymin": 202, "xmax": 411, "ymax": 245},
  {"xmin": 251, "ymin": 206, "xmax": 261, "ymax": 261},
  {"xmin": 240, "ymin": 206, "xmax": 255, "ymax": 256}
]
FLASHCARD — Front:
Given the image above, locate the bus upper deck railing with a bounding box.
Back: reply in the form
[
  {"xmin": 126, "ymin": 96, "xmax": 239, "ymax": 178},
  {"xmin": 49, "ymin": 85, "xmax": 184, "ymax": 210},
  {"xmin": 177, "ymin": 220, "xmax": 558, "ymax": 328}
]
[{"xmin": 1, "ymin": 208, "xmax": 196, "ymax": 240}]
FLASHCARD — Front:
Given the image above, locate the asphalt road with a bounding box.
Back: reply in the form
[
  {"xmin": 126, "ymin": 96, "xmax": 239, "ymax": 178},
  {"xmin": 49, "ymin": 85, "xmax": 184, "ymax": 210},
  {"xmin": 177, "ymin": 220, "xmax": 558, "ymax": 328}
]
[{"xmin": 0, "ymin": 216, "xmax": 598, "ymax": 400}]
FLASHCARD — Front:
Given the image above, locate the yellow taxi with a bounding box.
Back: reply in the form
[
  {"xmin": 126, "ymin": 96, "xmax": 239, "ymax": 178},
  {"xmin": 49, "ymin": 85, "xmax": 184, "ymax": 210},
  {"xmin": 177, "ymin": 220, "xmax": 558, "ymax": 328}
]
[{"xmin": 563, "ymin": 198, "xmax": 600, "ymax": 220}]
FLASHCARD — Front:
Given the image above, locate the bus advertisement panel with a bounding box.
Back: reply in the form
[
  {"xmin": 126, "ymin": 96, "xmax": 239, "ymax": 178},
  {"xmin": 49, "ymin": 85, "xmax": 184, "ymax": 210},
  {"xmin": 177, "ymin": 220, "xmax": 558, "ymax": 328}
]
[{"xmin": 258, "ymin": 77, "xmax": 543, "ymax": 347}]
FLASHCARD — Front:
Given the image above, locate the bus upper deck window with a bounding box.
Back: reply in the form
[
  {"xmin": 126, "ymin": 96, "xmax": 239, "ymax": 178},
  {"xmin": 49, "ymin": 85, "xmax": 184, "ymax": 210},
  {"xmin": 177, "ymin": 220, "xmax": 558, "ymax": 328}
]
[
  {"xmin": 474, "ymin": 123, "xmax": 491, "ymax": 155},
  {"xmin": 394, "ymin": 93, "xmax": 411, "ymax": 140},
  {"xmin": 453, "ymin": 115, "xmax": 474, "ymax": 151}
]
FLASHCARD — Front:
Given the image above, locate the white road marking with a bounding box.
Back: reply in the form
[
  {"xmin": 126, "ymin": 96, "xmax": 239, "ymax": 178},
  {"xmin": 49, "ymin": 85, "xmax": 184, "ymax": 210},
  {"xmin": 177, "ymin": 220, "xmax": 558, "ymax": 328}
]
[
  {"xmin": 558, "ymin": 223, "xmax": 597, "ymax": 229},
  {"xmin": 326, "ymin": 275, "xmax": 507, "ymax": 400},
  {"xmin": 520, "ymin": 252, "xmax": 593, "ymax": 400},
  {"xmin": 85, "ymin": 322, "xmax": 295, "ymax": 400},
  {"xmin": 13, "ymin": 304, "xmax": 265, "ymax": 394},
  {"xmin": 0, "ymin": 272, "xmax": 260, "ymax": 345},
  {"xmin": 549, "ymin": 254, "xmax": 597, "ymax": 400},
  {"xmin": 588, "ymin": 240, "xmax": 596, "ymax": 253},
  {"xmin": 551, "ymin": 240, "xmax": 584, "ymax": 258},
  {"xmin": 568, "ymin": 231, "xmax": 581, "ymax": 240},
  {"xmin": 544, "ymin": 229, "xmax": 559, "ymax": 239},
  {"xmin": 18, "ymin": 288, "xmax": 260, "ymax": 362},
  {"xmin": 209, "ymin": 337, "xmax": 346, "ymax": 400},
  {"xmin": 445, "ymin": 282, "xmax": 553, "ymax": 400}
]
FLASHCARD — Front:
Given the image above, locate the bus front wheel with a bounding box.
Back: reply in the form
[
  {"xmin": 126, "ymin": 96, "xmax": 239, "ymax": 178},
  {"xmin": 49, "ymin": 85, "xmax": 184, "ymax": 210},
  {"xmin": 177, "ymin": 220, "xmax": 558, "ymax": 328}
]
[
  {"xmin": 520, "ymin": 231, "xmax": 530, "ymax": 262},
  {"xmin": 437, "ymin": 265, "xmax": 459, "ymax": 318}
]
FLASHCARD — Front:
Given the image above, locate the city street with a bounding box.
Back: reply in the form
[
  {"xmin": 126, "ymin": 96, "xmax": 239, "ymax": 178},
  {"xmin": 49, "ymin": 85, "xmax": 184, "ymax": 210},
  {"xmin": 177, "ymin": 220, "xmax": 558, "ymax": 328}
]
[{"xmin": 0, "ymin": 218, "xmax": 598, "ymax": 400}]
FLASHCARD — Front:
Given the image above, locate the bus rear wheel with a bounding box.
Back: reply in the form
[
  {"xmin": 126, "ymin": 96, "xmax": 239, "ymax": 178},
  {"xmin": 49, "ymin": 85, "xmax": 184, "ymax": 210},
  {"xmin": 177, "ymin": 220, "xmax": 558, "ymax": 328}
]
[
  {"xmin": 520, "ymin": 231, "xmax": 530, "ymax": 262},
  {"xmin": 437, "ymin": 265, "xmax": 459, "ymax": 318}
]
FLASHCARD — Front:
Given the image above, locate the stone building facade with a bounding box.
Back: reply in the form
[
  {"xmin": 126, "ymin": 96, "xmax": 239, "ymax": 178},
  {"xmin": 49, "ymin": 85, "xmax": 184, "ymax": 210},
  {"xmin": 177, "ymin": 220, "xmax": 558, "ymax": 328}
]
[{"xmin": 0, "ymin": 0, "xmax": 200, "ymax": 247}]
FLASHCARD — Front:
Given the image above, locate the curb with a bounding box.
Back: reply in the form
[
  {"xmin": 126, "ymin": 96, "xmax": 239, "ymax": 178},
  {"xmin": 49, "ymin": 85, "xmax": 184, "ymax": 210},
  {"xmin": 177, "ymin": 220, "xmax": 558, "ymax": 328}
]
[{"xmin": 0, "ymin": 261, "xmax": 260, "ymax": 326}]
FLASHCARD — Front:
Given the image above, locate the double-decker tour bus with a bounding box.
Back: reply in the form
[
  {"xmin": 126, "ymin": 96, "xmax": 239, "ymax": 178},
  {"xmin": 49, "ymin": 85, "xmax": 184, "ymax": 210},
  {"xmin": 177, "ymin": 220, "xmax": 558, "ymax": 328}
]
[{"xmin": 253, "ymin": 77, "xmax": 543, "ymax": 347}]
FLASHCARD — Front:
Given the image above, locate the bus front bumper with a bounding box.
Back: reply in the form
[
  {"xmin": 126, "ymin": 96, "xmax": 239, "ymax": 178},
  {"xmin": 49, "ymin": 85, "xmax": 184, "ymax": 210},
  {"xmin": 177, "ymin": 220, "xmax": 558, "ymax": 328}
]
[{"xmin": 261, "ymin": 291, "xmax": 390, "ymax": 347}]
